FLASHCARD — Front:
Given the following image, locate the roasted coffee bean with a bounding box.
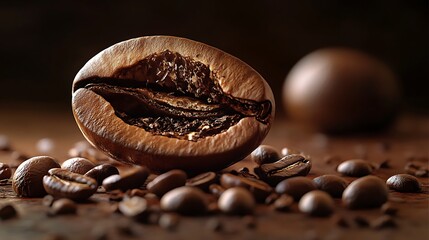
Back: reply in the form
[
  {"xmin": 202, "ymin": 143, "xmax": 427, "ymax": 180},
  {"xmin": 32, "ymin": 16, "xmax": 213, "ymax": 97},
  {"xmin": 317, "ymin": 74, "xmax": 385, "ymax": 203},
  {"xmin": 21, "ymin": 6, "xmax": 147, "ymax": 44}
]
[
  {"xmin": 160, "ymin": 186, "xmax": 207, "ymax": 215},
  {"xmin": 255, "ymin": 154, "xmax": 312, "ymax": 185},
  {"xmin": 220, "ymin": 173, "xmax": 272, "ymax": 202},
  {"xmin": 381, "ymin": 203, "xmax": 398, "ymax": 216},
  {"xmin": 43, "ymin": 168, "xmax": 97, "ymax": 200},
  {"xmin": 0, "ymin": 204, "xmax": 18, "ymax": 220},
  {"xmin": 61, "ymin": 157, "xmax": 95, "ymax": 175},
  {"xmin": 371, "ymin": 215, "xmax": 397, "ymax": 229},
  {"xmin": 386, "ymin": 174, "xmax": 421, "ymax": 193},
  {"xmin": 186, "ymin": 171, "xmax": 217, "ymax": 191},
  {"xmin": 251, "ymin": 145, "xmax": 280, "ymax": 165},
  {"xmin": 209, "ymin": 184, "xmax": 225, "ymax": 198},
  {"xmin": 342, "ymin": 176, "xmax": 388, "ymax": 209},
  {"xmin": 0, "ymin": 163, "xmax": 12, "ymax": 180},
  {"xmin": 218, "ymin": 187, "xmax": 255, "ymax": 215},
  {"xmin": 84, "ymin": 164, "xmax": 119, "ymax": 185},
  {"xmin": 72, "ymin": 36, "xmax": 274, "ymax": 173},
  {"xmin": 12, "ymin": 156, "xmax": 61, "ymax": 197},
  {"xmin": 273, "ymin": 194, "xmax": 294, "ymax": 212},
  {"xmin": 265, "ymin": 192, "xmax": 280, "ymax": 205},
  {"xmin": 118, "ymin": 196, "xmax": 148, "ymax": 218},
  {"xmin": 0, "ymin": 135, "xmax": 11, "ymax": 151},
  {"xmin": 147, "ymin": 170, "xmax": 187, "ymax": 197},
  {"xmin": 48, "ymin": 198, "xmax": 77, "ymax": 216},
  {"xmin": 36, "ymin": 138, "xmax": 55, "ymax": 154},
  {"xmin": 298, "ymin": 190, "xmax": 334, "ymax": 217},
  {"xmin": 336, "ymin": 159, "xmax": 373, "ymax": 177},
  {"xmin": 280, "ymin": 147, "xmax": 302, "ymax": 156},
  {"xmin": 405, "ymin": 161, "xmax": 429, "ymax": 177},
  {"xmin": 159, "ymin": 213, "xmax": 180, "ymax": 231},
  {"xmin": 43, "ymin": 195, "xmax": 55, "ymax": 207},
  {"xmin": 275, "ymin": 177, "xmax": 317, "ymax": 201},
  {"xmin": 313, "ymin": 175, "xmax": 347, "ymax": 198},
  {"xmin": 102, "ymin": 167, "xmax": 149, "ymax": 191}
]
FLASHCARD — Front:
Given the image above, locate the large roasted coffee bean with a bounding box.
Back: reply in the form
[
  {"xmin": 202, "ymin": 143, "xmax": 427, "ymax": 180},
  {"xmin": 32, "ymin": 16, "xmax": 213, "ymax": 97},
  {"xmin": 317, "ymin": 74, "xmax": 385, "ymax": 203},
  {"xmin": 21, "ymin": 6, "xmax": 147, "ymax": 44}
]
[
  {"xmin": 220, "ymin": 173, "xmax": 272, "ymax": 202},
  {"xmin": 102, "ymin": 167, "xmax": 149, "ymax": 191},
  {"xmin": 147, "ymin": 170, "xmax": 187, "ymax": 197},
  {"xmin": 250, "ymin": 145, "xmax": 280, "ymax": 165},
  {"xmin": 0, "ymin": 163, "xmax": 12, "ymax": 180},
  {"xmin": 275, "ymin": 177, "xmax": 317, "ymax": 201},
  {"xmin": 386, "ymin": 174, "xmax": 421, "ymax": 193},
  {"xmin": 72, "ymin": 36, "xmax": 275, "ymax": 173},
  {"xmin": 218, "ymin": 187, "xmax": 255, "ymax": 215},
  {"xmin": 61, "ymin": 157, "xmax": 95, "ymax": 175},
  {"xmin": 84, "ymin": 164, "xmax": 119, "ymax": 185},
  {"xmin": 160, "ymin": 186, "xmax": 207, "ymax": 215},
  {"xmin": 336, "ymin": 159, "xmax": 373, "ymax": 177},
  {"xmin": 313, "ymin": 175, "xmax": 347, "ymax": 198},
  {"xmin": 342, "ymin": 176, "xmax": 388, "ymax": 209},
  {"xmin": 186, "ymin": 172, "xmax": 217, "ymax": 191}
]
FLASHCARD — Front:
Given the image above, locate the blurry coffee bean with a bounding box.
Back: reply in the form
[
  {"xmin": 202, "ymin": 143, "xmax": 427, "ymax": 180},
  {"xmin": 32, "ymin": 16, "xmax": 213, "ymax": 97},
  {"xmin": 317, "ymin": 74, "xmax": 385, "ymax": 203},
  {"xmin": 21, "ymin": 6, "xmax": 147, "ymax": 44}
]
[
  {"xmin": 371, "ymin": 215, "xmax": 397, "ymax": 229},
  {"xmin": 43, "ymin": 195, "xmax": 55, "ymax": 207},
  {"xmin": 108, "ymin": 190, "xmax": 124, "ymax": 202},
  {"xmin": 381, "ymin": 203, "xmax": 398, "ymax": 216},
  {"xmin": 298, "ymin": 190, "xmax": 334, "ymax": 217},
  {"xmin": 386, "ymin": 174, "xmax": 421, "ymax": 193},
  {"xmin": 256, "ymin": 154, "xmax": 312, "ymax": 185},
  {"xmin": 158, "ymin": 213, "xmax": 180, "ymax": 231},
  {"xmin": 273, "ymin": 194, "xmax": 294, "ymax": 212},
  {"xmin": 160, "ymin": 186, "xmax": 207, "ymax": 215},
  {"xmin": 220, "ymin": 173, "xmax": 272, "ymax": 202},
  {"xmin": 118, "ymin": 196, "xmax": 148, "ymax": 218},
  {"xmin": 313, "ymin": 175, "xmax": 347, "ymax": 198},
  {"xmin": 405, "ymin": 161, "xmax": 429, "ymax": 177},
  {"xmin": 0, "ymin": 135, "xmax": 11, "ymax": 151},
  {"xmin": 0, "ymin": 163, "xmax": 12, "ymax": 180},
  {"xmin": 281, "ymin": 147, "xmax": 302, "ymax": 156},
  {"xmin": 209, "ymin": 184, "xmax": 225, "ymax": 198},
  {"xmin": 354, "ymin": 216, "xmax": 370, "ymax": 228},
  {"xmin": 337, "ymin": 159, "xmax": 373, "ymax": 177},
  {"xmin": 0, "ymin": 204, "xmax": 18, "ymax": 220},
  {"xmin": 84, "ymin": 164, "xmax": 119, "ymax": 185},
  {"xmin": 12, "ymin": 156, "xmax": 60, "ymax": 197},
  {"xmin": 342, "ymin": 176, "xmax": 388, "ymax": 209},
  {"xmin": 36, "ymin": 138, "xmax": 55, "ymax": 154},
  {"xmin": 206, "ymin": 218, "xmax": 223, "ymax": 232},
  {"xmin": 48, "ymin": 198, "xmax": 77, "ymax": 216},
  {"xmin": 102, "ymin": 167, "xmax": 149, "ymax": 191},
  {"xmin": 186, "ymin": 172, "xmax": 217, "ymax": 191},
  {"xmin": 243, "ymin": 215, "xmax": 257, "ymax": 229},
  {"xmin": 218, "ymin": 187, "xmax": 255, "ymax": 215},
  {"xmin": 147, "ymin": 170, "xmax": 187, "ymax": 197},
  {"xmin": 251, "ymin": 145, "xmax": 280, "ymax": 165},
  {"xmin": 335, "ymin": 215, "xmax": 350, "ymax": 228},
  {"xmin": 127, "ymin": 189, "xmax": 147, "ymax": 198},
  {"xmin": 265, "ymin": 192, "xmax": 280, "ymax": 205},
  {"xmin": 61, "ymin": 157, "xmax": 95, "ymax": 175},
  {"xmin": 275, "ymin": 177, "xmax": 317, "ymax": 201}
]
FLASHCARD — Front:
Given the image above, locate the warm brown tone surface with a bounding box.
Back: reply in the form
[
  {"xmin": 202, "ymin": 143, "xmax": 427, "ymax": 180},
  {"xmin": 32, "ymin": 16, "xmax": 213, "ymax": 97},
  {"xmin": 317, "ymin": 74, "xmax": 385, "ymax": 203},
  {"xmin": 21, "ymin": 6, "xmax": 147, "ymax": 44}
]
[{"xmin": 0, "ymin": 107, "xmax": 428, "ymax": 240}]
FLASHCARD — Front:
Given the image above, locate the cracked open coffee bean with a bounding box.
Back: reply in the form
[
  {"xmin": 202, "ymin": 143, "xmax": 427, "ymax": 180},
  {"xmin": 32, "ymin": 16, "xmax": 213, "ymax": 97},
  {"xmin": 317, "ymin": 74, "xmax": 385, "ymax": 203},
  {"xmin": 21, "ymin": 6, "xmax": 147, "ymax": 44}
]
[
  {"xmin": 12, "ymin": 156, "xmax": 60, "ymax": 197},
  {"xmin": 61, "ymin": 157, "xmax": 95, "ymax": 175},
  {"xmin": 160, "ymin": 186, "xmax": 207, "ymax": 215},
  {"xmin": 220, "ymin": 173, "xmax": 272, "ymax": 202},
  {"xmin": 218, "ymin": 187, "xmax": 255, "ymax": 215},
  {"xmin": 72, "ymin": 36, "xmax": 275, "ymax": 173},
  {"xmin": 250, "ymin": 145, "xmax": 280, "ymax": 165},
  {"xmin": 43, "ymin": 168, "xmax": 97, "ymax": 200},
  {"xmin": 147, "ymin": 169, "xmax": 187, "ymax": 197},
  {"xmin": 0, "ymin": 163, "xmax": 12, "ymax": 180},
  {"xmin": 84, "ymin": 164, "xmax": 119, "ymax": 185},
  {"xmin": 386, "ymin": 174, "xmax": 421, "ymax": 193},
  {"xmin": 255, "ymin": 154, "xmax": 312, "ymax": 185},
  {"xmin": 298, "ymin": 190, "xmax": 334, "ymax": 217},
  {"xmin": 313, "ymin": 174, "xmax": 347, "ymax": 198},
  {"xmin": 342, "ymin": 176, "xmax": 388, "ymax": 209},
  {"xmin": 102, "ymin": 166, "xmax": 149, "ymax": 191},
  {"xmin": 275, "ymin": 177, "xmax": 317, "ymax": 201},
  {"xmin": 186, "ymin": 171, "xmax": 217, "ymax": 191},
  {"xmin": 336, "ymin": 159, "xmax": 373, "ymax": 177}
]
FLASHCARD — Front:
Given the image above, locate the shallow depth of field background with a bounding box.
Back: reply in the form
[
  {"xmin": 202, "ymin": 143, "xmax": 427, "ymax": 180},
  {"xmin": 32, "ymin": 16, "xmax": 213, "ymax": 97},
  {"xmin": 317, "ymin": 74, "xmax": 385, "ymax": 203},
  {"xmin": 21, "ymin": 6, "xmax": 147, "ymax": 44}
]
[{"xmin": 0, "ymin": 1, "xmax": 427, "ymax": 116}]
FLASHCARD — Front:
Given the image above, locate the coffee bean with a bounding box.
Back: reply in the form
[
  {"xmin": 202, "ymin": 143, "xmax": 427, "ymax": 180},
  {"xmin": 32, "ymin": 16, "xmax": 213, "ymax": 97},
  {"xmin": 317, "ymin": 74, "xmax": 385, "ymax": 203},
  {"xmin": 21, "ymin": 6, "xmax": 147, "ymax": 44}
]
[
  {"xmin": 209, "ymin": 184, "xmax": 225, "ymax": 198},
  {"xmin": 43, "ymin": 195, "xmax": 55, "ymax": 207},
  {"xmin": 0, "ymin": 204, "xmax": 18, "ymax": 220},
  {"xmin": 235, "ymin": 167, "xmax": 258, "ymax": 179},
  {"xmin": 43, "ymin": 168, "xmax": 98, "ymax": 200},
  {"xmin": 48, "ymin": 198, "xmax": 77, "ymax": 216},
  {"xmin": 313, "ymin": 174, "xmax": 347, "ymax": 198},
  {"xmin": 186, "ymin": 171, "xmax": 217, "ymax": 191},
  {"xmin": 61, "ymin": 157, "xmax": 95, "ymax": 175},
  {"xmin": 218, "ymin": 187, "xmax": 255, "ymax": 215},
  {"xmin": 108, "ymin": 190, "xmax": 124, "ymax": 202},
  {"xmin": 336, "ymin": 159, "xmax": 373, "ymax": 177},
  {"xmin": 405, "ymin": 161, "xmax": 429, "ymax": 177},
  {"xmin": 342, "ymin": 176, "xmax": 388, "ymax": 209},
  {"xmin": 12, "ymin": 156, "xmax": 61, "ymax": 197},
  {"xmin": 118, "ymin": 196, "xmax": 148, "ymax": 218},
  {"xmin": 220, "ymin": 173, "xmax": 272, "ymax": 202},
  {"xmin": 381, "ymin": 203, "xmax": 398, "ymax": 216},
  {"xmin": 386, "ymin": 174, "xmax": 421, "ymax": 192},
  {"xmin": 371, "ymin": 215, "xmax": 397, "ymax": 229},
  {"xmin": 273, "ymin": 194, "xmax": 293, "ymax": 212},
  {"xmin": 206, "ymin": 218, "xmax": 223, "ymax": 232},
  {"xmin": 0, "ymin": 163, "xmax": 12, "ymax": 180},
  {"xmin": 0, "ymin": 135, "xmax": 11, "ymax": 151},
  {"xmin": 84, "ymin": 164, "xmax": 119, "ymax": 185},
  {"xmin": 127, "ymin": 189, "xmax": 147, "ymax": 198},
  {"xmin": 280, "ymin": 147, "xmax": 302, "ymax": 156},
  {"xmin": 251, "ymin": 145, "xmax": 280, "ymax": 165},
  {"xmin": 298, "ymin": 190, "xmax": 334, "ymax": 217},
  {"xmin": 160, "ymin": 186, "xmax": 207, "ymax": 215},
  {"xmin": 265, "ymin": 192, "xmax": 280, "ymax": 205},
  {"xmin": 334, "ymin": 215, "xmax": 350, "ymax": 228},
  {"xmin": 158, "ymin": 213, "xmax": 180, "ymax": 231},
  {"xmin": 36, "ymin": 138, "xmax": 55, "ymax": 154},
  {"xmin": 275, "ymin": 177, "xmax": 317, "ymax": 201},
  {"xmin": 147, "ymin": 170, "xmax": 187, "ymax": 197},
  {"xmin": 255, "ymin": 154, "xmax": 312, "ymax": 185},
  {"xmin": 102, "ymin": 167, "xmax": 149, "ymax": 191}
]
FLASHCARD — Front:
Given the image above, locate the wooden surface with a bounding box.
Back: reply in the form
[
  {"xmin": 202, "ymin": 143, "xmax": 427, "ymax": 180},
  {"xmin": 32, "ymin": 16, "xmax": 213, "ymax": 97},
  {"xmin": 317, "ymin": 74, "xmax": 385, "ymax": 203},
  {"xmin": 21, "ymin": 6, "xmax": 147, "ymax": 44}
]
[{"xmin": 0, "ymin": 106, "xmax": 428, "ymax": 240}]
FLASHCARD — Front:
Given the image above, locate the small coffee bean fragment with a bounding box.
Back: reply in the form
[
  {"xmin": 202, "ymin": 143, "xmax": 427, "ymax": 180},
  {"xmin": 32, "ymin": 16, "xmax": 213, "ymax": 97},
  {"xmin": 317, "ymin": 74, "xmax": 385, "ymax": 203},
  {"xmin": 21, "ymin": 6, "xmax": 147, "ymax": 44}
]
[
  {"xmin": 275, "ymin": 177, "xmax": 317, "ymax": 201},
  {"xmin": 0, "ymin": 204, "xmax": 18, "ymax": 220},
  {"xmin": 273, "ymin": 194, "xmax": 294, "ymax": 212},
  {"xmin": 0, "ymin": 163, "xmax": 12, "ymax": 180},
  {"xmin": 251, "ymin": 145, "xmax": 280, "ymax": 165},
  {"xmin": 218, "ymin": 187, "xmax": 255, "ymax": 215},
  {"xmin": 220, "ymin": 173, "xmax": 272, "ymax": 202},
  {"xmin": 342, "ymin": 176, "xmax": 388, "ymax": 209},
  {"xmin": 386, "ymin": 174, "xmax": 421, "ymax": 193},
  {"xmin": 371, "ymin": 215, "xmax": 397, "ymax": 229},
  {"xmin": 186, "ymin": 172, "xmax": 217, "ymax": 191},
  {"xmin": 299, "ymin": 190, "xmax": 334, "ymax": 217},
  {"xmin": 313, "ymin": 175, "xmax": 347, "ymax": 198},
  {"xmin": 61, "ymin": 157, "xmax": 95, "ymax": 175},
  {"xmin": 209, "ymin": 184, "xmax": 225, "ymax": 198},
  {"xmin": 48, "ymin": 198, "xmax": 77, "ymax": 216},
  {"xmin": 336, "ymin": 159, "xmax": 373, "ymax": 177},
  {"xmin": 84, "ymin": 164, "xmax": 119, "ymax": 185},
  {"xmin": 381, "ymin": 203, "xmax": 398, "ymax": 216},
  {"xmin": 118, "ymin": 196, "xmax": 148, "ymax": 218},
  {"xmin": 12, "ymin": 156, "xmax": 61, "ymax": 197},
  {"xmin": 147, "ymin": 169, "xmax": 187, "ymax": 197},
  {"xmin": 160, "ymin": 186, "xmax": 207, "ymax": 215},
  {"xmin": 159, "ymin": 213, "xmax": 180, "ymax": 231},
  {"xmin": 102, "ymin": 167, "xmax": 149, "ymax": 191}
]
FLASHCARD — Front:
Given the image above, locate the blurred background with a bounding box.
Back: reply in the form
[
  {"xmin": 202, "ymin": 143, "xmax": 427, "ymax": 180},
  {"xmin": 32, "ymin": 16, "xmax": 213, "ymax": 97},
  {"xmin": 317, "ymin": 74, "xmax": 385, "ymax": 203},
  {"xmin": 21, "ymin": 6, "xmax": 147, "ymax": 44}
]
[{"xmin": 0, "ymin": 0, "xmax": 427, "ymax": 116}]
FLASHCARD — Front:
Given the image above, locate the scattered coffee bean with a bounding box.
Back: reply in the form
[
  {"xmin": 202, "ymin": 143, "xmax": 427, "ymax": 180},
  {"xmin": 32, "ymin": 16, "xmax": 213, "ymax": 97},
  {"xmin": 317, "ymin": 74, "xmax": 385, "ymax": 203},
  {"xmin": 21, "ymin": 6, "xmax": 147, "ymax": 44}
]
[
  {"xmin": 404, "ymin": 161, "xmax": 429, "ymax": 177},
  {"xmin": 281, "ymin": 147, "xmax": 302, "ymax": 156},
  {"xmin": 0, "ymin": 135, "xmax": 11, "ymax": 151},
  {"xmin": 61, "ymin": 157, "xmax": 95, "ymax": 175},
  {"xmin": 265, "ymin": 192, "xmax": 280, "ymax": 205},
  {"xmin": 158, "ymin": 213, "xmax": 180, "ymax": 231},
  {"xmin": 298, "ymin": 190, "xmax": 334, "ymax": 217},
  {"xmin": 147, "ymin": 169, "xmax": 187, "ymax": 197},
  {"xmin": 0, "ymin": 204, "xmax": 18, "ymax": 220},
  {"xmin": 256, "ymin": 154, "xmax": 312, "ymax": 185},
  {"xmin": 0, "ymin": 163, "xmax": 12, "ymax": 180},
  {"xmin": 313, "ymin": 174, "xmax": 347, "ymax": 198},
  {"xmin": 43, "ymin": 195, "xmax": 55, "ymax": 207},
  {"xmin": 218, "ymin": 187, "xmax": 255, "ymax": 215},
  {"xmin": 415, "ymin": 169, "xmax": 429, "ymax": 177},
  {"xmin": 273, "ymin": 194, "xmax": 294, "ymax": 212},
  {"xmin": 243, "ymin": 215, "xmax": 257, "ymax": 229},
  {"xmin": 275, "ymin": 177, "xmax": 317, "ymax": 201},
  {"xmin": 43, "ymin": 168, "xmax": 98, "ymax": 200},
  {"xmin": 381, "ymin": 203, "xmax": 398, "ymax": 216},
  {"xmin": 206, "ymin": 218, "xmax": 223, "ymax": 232},
  {"xmin": 209, "ymin": 184, "xmax": 225, "ymax": 198},
  {"xmin": 251, "ymin": 145, "xmax": 280, "ymax": 165},
  {"xmin": 48, "ymin": 198, "xmax": 77, "ymax": 216},
  {"xmin": 118, "ymin": 196, "xmax": 148, "ymax": 218},
  {"xmin": 84, "ymin": 164, "xmax": 119, "ymax": 185},
  {"xmin": 386, "ymin": 174, "xmax": 421, "ymax": 193},
  {"xmin": 12, "ymin": 156, "xmax": 61, "ymax": 197},
  {"xmin": 36, "ymin": 138, "xmax": 55, "ymax": 154},
  {"xmin": 354, "ymin": 216, "xmax": 370, "ymax": 228},
  {"xmin": 160, "ymin": 186, "xmax": 207, "ymax": 215},
  {"xmin": 336, "ymin": 159, "xmax": 373, "ymax": 177},
  {"xmin": 186, "ymin": 172, "xmax": 217, "ymax": 191},
  {"xmin": 371, "ymin": 215, "xmax": 397, "ymax": 229},
  {"xmin": 342, "ymin": 176, "xmax": 388, "ymax": 209},
  {"xmin": 127, "ymin": 189, "xmax": 147, "ymax": 198},
  {"xmin": 220, "ymin": 173, "xmax": 272, "ymax": 202},
  {"xmin": 102, "ymin": 167, "xmax": 149, "ymax": 191}
]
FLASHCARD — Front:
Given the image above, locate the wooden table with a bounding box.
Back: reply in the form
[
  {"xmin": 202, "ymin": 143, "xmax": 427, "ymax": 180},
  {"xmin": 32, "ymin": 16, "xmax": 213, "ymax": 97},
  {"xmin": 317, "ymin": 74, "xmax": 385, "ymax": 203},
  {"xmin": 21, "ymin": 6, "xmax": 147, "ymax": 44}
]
[{"xmin": 0, "ymin": 105, "xmax": 428, "ymax": 240}]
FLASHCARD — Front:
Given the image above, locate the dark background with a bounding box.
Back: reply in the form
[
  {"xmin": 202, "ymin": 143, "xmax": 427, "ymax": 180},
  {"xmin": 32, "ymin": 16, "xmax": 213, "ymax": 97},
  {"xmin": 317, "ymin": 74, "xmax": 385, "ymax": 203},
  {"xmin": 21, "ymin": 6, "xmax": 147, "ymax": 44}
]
[{"xmin": 0, "ymin": 1, "xmax": 427, "ymax": 116}]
